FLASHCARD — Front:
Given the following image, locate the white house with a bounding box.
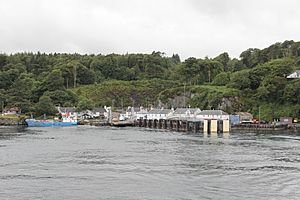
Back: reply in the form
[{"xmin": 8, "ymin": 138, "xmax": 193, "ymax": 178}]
[
  {"xmin": 2, "ymin": 107, "xmax": 21, "ymax": 115},
  {"xmin": 57, "ymin": 107, "xmax": 78, "ymax": 121},
  {"xmin": 80, "ymin": 110, "xmax": 94, "ymax": 119},
  {"xmin": 92, "ymin": 107, "xmax": 108, "ymax": 119},
  {"xmin": 136, "ymin": 110, "xmax": 149, "ymax": 120},
  {"xmin": 171, "ymin": 108, "xmax": 201, "ymax": 119},
  {"xmin": 146, "ymin": 108, "xmax": 173, "ymax": 120},
  {"xmin": 196, "ymin": 110, "xmax": 230, "ymax": 121},
  {"xmin": 125, "ymin": 106, "xmax": 148, "ymax": 120},
  {"xmin": 287, "ymin": 70, "xmax": 300, "ymax": 79},
  {"xmin": 119, "ymin": 110, "xmax": 127, "ymax": 121},
  {"xmin": 57, "ymin": 107, "xmax": 77, "ymax": 115}
]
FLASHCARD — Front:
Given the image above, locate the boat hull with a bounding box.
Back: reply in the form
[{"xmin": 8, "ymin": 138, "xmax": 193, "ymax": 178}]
[{"xmin": 25, "ymin": 119, "xmax": 77, "ymax": 127}]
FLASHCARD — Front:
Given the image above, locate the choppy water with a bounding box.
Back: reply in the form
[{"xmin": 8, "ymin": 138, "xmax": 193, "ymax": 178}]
[{"xmin": 0, "ymin": 126, "xmax": 300, "ymax": 200}]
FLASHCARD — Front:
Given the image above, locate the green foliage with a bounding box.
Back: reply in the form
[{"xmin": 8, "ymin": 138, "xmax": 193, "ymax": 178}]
[
  {"xmin": 0, "ymin": 40, "xmax": 300, "ymax": 119},
  {"xmin": 44, "ymin": 69, "xmax": 65, "ymax": 91},
  {"xmin": 283, "ymin": 80, "xmax": 300, "ymax": 104},
  {"xmin": 159, "ymin": 85, "xmax": 240, "ymax": 112},
  {"xmin": 256, "ymin": 76, "xmax": 287, "ymax": 102},
  {"xmin": 176, "ymin": 57, "xmax": 223, "ymax": 84},
  {"xmin": 227, "ymin": 58, "xmax": 245, "ymax": 72},
  {"xmin": 44, "ymin": 90, "xmax": 77, "ymax": 106},
  {"xmin": 256, "ymin": 103, "xmax": 300, "ymax": 121},
  {"xmin": 73, "ymin": 79, "xmax": 181, "ymax": 108},
  {"xmin": 227, "ymin": 70, "xmax": 251, "ymax": 90},
  {"xmin": 211, "ymin": 72, "xmax": 230, "ymax": 86},
  {"xmin": 77, "ymin": 96, "xmax": 94, "ymax": 111},
  {"xmin": 35, "ymin": 95, "xmax": 57, "ymax": 116},
  {"xmin": 214, "ymin": 52, "xmax": 230, "ymax": 71}
]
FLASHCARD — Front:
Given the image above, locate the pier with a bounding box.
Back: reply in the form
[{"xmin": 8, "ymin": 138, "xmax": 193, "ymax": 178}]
[{"xmin": 135, "ymin": 119, "xmax": 230, "ymax": 134}]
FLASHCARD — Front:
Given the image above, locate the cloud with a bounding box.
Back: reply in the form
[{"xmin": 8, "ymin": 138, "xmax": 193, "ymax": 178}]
[{"xmin": 1, "ymin": 0, "xmax": 300, "ymax": 59}]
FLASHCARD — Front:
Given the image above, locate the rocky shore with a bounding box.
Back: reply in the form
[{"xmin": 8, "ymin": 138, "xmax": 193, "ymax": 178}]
[{"xmin": 0, "ymin": 117, "xmax": 26, "ymax": 126}]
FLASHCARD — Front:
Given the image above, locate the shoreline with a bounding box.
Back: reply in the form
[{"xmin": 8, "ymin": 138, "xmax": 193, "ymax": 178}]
[
  {"xmin": 1, "ymin": 117, "xmax": 299, "ymax": 134},
  {"xmin": 0, "ymin": 117, "xmax": 27, "ymax": 126}
]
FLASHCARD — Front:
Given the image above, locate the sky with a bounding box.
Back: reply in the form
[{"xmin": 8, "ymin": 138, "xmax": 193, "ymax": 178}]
[{"xmin": 0, "ymin": 0, "xmax": 300, "ymax": 60}]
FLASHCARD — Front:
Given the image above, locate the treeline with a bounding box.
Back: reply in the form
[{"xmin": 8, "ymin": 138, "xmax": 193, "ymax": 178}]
[{"xmin": 0, "ymin": 40, "xmax": 300, "ymax": 120}]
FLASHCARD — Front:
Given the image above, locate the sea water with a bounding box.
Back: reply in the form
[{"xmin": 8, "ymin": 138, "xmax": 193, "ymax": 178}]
[{"xmin": 0, "ymin": 126, "xmax": 300, "ymax": 199}]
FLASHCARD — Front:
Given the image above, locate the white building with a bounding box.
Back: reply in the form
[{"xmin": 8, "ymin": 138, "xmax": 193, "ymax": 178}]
[
  {"xmin": 136, "ymin": 110, "xmax": 149, "ymax": 120},
  {"xmin": 92, "ymin": 107, "xmax": 108, "ymax": 119},
  {"xmin": 78, "ymin": 107, "xmax": 108, "ymax": 120},
  {"xmin": 2, "ymin": 107, "xmax": 21, "ymax": 115},
  {"xmin": 146, "ymin": 108, "xmax": 173, "ymax": 120},
  {"xmin": 57, "ymin": 107, "xmax": 78, "ymax": 121},
  {"xmin": 196, "ymin": 110, "xmax": 230, "ymax": 121},
  {"xmin": 287, "ymin": 70, "xmax": 300, "ymax": 79},
  {"xmin": 171, "ymin": 108, "xmax": 201, "ymax": 119},
  {"xmin": 125, "ymin": 106, "xmax": 148, "ymax": 120}
]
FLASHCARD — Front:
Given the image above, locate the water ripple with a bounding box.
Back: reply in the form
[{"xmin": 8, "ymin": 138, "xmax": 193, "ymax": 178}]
[{"xmin": 1, "ymin": 127, "xmax": 300, "ymax": 199}]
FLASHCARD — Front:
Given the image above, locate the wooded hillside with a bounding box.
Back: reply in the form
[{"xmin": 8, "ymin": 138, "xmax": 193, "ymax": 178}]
[{"xmin": 1, "ymin": 40, "xmax": 300, "ymax": 120}]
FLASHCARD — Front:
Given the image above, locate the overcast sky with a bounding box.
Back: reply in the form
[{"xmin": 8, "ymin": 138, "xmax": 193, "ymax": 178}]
[{"xmin": 0, "ymin": 0, "xmax": 300, "ymax": 60}]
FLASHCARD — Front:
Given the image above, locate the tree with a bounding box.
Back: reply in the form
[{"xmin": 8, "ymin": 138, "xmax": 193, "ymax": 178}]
[
  {"xmin": 35, "ymin": 95, "xmax": 57, "ymax": 116},
  {"xmin": 227, "ymin": 58, "xmax": 245, "ymax": 72},
  {"xmin": 7, "ymin": 75, "xmax": 35, "ymax": 112},
  {"xmin": 77, "ymin": 97, "xmax": 94, "ymax": 111},
  {"xmin": 283, "ymin": 80, "xmax": 300, "ymax": 104},
  {"xmin": 214, "ymin": 52, "xmax": 230, "ymax": 71},
  {"xmin": 76, "ymin": 65, "xmax": 95, "ymax": 85},
  {"xmin": 0, "ymin": 89, "xmax": 8, "ymax": 112},
  {"xmin": 212, "ymin": 72, "xmax": 230, "ymax": 86},
  {"xmin": 171, "ymin": 54, "xmax": 181, "ymax": 64},
  {"xmin": 45, "ymin": 69, "xmax": 65, "ymax": 91},
  {"xmin": 44, "ymin": 90, "xmax": 77, "ymax": 106},
  {"xmin": 0, "ymin": 54, "xmax": 7, "ymax": 69},
  {"xmin": 240, "ymin": 48, "xmax": 261, "ymax": 68},
  {"xmin": 256, "ymin": 76, "xmax": 287, "ymax": 102},
  {"xmin": 227, "ymin": 70, "xmax": 251, "ymax": 90},
  {"xmin": 199, "ymin": 59, "xmax": 223, "ymax": 83}
]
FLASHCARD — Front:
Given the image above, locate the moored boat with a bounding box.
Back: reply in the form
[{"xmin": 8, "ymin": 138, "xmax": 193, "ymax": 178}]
[
  {"xmin": 25, "ymin": 117, "xmax": 77, "ymax": 127},
  {"xmin": 25, "ymin": 119, "xmax": 77, "ymax": 127}
]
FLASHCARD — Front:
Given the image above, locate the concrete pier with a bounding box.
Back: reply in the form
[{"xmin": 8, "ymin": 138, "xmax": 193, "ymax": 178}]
[{"xmin": 135, "ymin": 118, "xmax": 230, "ymax": 134}]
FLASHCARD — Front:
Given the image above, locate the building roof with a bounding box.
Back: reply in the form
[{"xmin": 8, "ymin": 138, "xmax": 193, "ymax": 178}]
[
  {"xmin": 80, "ymin": 110, "xmax": 92, "ymax": 114},
  {"xmin": 58, "ymin": 107, "xmax": 76, "ymax": 113},
  {"xmin": 159, "ymin": 109, "xmax": 172, "ymax": 114},
  {"xmin": 147, "ymin": 109, "xmax": 172, "ymax": 114},
  {"xmin": 199, "ymin": 110, "xmax": 228, "ymax": 115},
  {"xmin": 287, "ymin": 70, "xmax": 300, "ymax": 78},
  {"xmin": 126, "ymin": 107, "xmax": 142, "ymax": 112},
  {"xmin": 173, "ymin": 108, "xmax": 200, "ymax": 114},
  {"xmin": 3, "ymin": 107, "xmax": 21, "ymax": 112},
  {"xmin": 92, "ymin": 107, "xmax": 107, "ymax": 113},
  {"xmin": 189, "ymin": 108, "xmax": 200, "ymax": 114},
  {"xmin": 148, "ymin": 109, "xmax": 162, "ymax": 114},
  {"xmin": 235, "ymin": 112, "xmax": 253, "ymax": 118},
  {"xmin": 173, "ymin": 108, "xmax": 189, "ymax": 114}
]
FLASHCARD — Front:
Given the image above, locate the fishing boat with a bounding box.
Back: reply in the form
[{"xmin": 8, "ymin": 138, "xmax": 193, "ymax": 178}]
[
  {"xmin": 25, "ymin": 118, "xmax": 77, "ymax": 127},
  {"xmin": 25, "ymin": 115, "xmax": 77, "ymax": 127}
]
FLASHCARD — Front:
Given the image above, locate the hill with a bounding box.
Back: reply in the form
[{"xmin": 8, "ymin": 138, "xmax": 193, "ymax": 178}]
[{"xmin": 1, "ymin": 40, "xmax": 300, "ymax": 120}]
